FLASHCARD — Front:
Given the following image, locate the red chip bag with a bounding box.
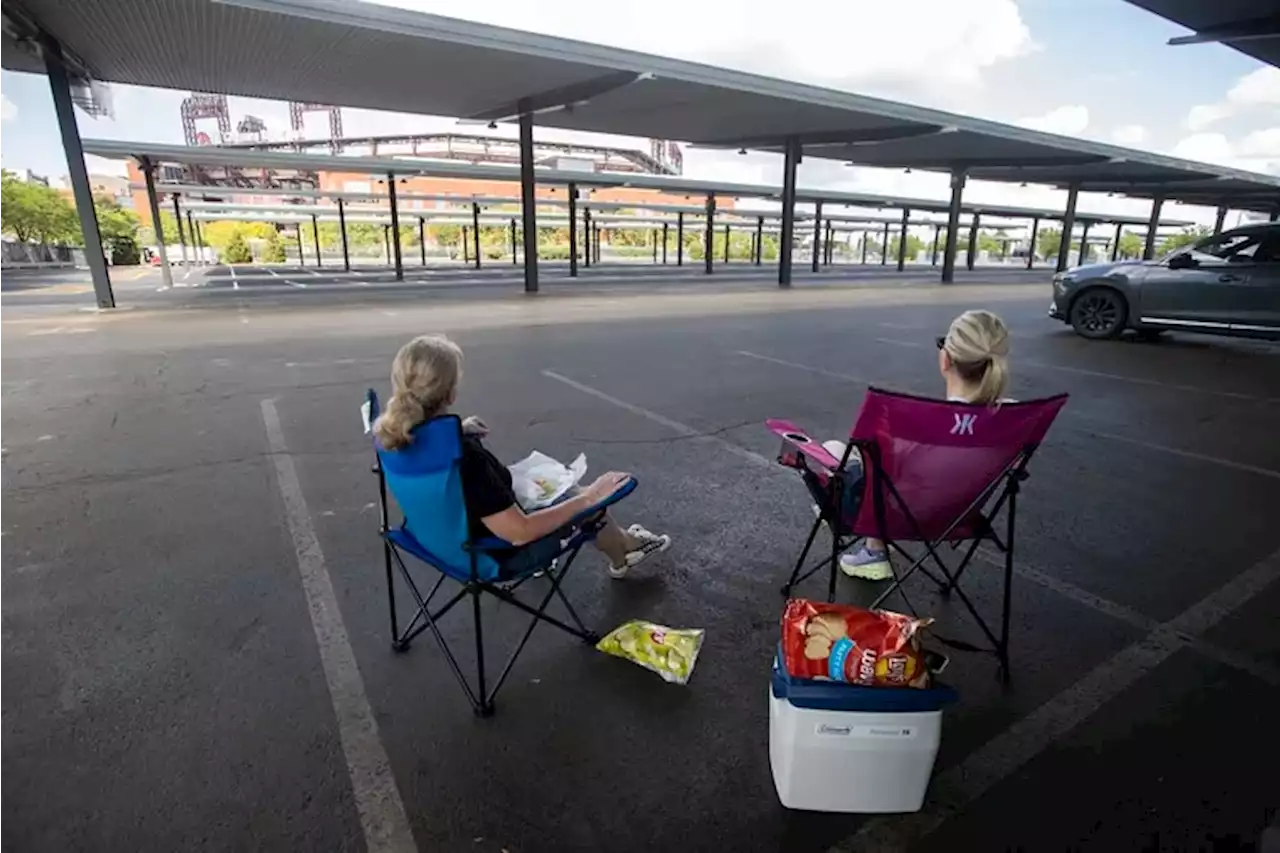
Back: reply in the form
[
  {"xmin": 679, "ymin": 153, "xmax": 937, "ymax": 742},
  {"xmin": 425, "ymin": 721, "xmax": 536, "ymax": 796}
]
[{"xmin": 781, "ymin": 598, "xmax": 933, "ymax": 688}]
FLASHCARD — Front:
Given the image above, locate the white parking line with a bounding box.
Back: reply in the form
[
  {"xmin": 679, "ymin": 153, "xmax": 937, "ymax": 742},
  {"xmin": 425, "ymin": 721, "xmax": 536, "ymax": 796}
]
[
  {"xmin": 840, "ymin": 546, "xmax": 1280, "ymax": 851},
  {"xmin": 266, "ymin": 267, "xmax": 307, "ymax": 288},
  {"xmin": 229, "ymin": 265, "xmax": 240, "ymax": 291},
  {"xmin": 874, "ymin": 337, "xmax": 1277, "ymax": 403},
  {"xmin": 259, "ymin": 400, "xmax": 417, "ymax": 853}
]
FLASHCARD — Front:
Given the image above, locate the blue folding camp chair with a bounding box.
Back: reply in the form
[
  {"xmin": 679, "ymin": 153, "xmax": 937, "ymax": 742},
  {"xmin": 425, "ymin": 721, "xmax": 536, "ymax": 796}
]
[{"xmin": 366, "ymin": 389, "xmax": 635, "ymax": 716}]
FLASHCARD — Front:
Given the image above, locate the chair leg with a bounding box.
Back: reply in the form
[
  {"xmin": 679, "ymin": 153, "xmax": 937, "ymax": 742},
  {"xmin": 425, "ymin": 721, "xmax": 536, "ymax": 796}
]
[
  {"xmin": 472, "ymin": 588, "xmax": 493, "ymax": 717},
  {"xmin": 998, "ymin": 492, "xmax": 1018, "ymax": 684},
  {"xmin": 783, "ymin": 515, "xmax": 824, "ymax": 597},
  {"xmin": 827, "ymin": 523, "xmax": 841, "ymax": 603},
  {"xmin": 383, "ymin": 540, "xmax": 400, "ymax": 649}
]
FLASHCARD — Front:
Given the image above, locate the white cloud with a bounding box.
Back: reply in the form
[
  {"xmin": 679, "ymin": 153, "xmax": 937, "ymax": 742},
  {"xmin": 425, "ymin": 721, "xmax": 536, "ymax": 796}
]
[
  {"xmin": 1186, "ymin": 104, "xmax": 1229, "ymax": 131},
  {"xmin": 374, "ymin": 0, "xmax": 1035, "ymax": 103},
  {"xmin": 1170, "ymin": 130, "xmax": 1280, "ymax": 175},
  {"xmin": 1185, "ymin": 66, "xmax": 1280, "ymax": 129},
  {"xmin": 1111, "ymin": 124, "xmax": 1146, "ymax": 146},
  {"xmin": 1015, "ymin": 105, "xmax": 1089, "ymax": 136},
  {"xmin": 0, "ymin": 94, "xmax": 15, "ymax": 122}
]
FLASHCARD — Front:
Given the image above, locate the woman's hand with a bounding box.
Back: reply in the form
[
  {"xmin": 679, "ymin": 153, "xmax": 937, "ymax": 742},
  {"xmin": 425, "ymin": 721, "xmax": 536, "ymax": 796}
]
[
  {"xmin": 461, "ymin": 415, "xmax": 489, "ymax": 437},
  {"xmin": 582, "ymin": 471, "xmax": 631, "ymax": 504}
]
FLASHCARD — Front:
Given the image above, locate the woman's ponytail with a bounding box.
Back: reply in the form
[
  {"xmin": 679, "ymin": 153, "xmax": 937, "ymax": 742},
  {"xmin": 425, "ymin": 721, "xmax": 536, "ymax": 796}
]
[{"xmin": 372, "ymin": 335, "xmax": 463, "ymax": 449}]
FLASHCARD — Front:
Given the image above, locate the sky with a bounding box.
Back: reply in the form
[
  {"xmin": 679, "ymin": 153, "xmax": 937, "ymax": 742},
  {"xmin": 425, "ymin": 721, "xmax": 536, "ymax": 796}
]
[{"xmin": 1, "ymin": 0, "xmax": 1277, "ymax": 228}]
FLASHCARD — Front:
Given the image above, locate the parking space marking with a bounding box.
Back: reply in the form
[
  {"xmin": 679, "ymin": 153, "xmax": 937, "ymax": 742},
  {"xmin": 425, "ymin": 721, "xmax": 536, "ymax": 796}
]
[
  {"xmin": 266, "ymin": 267, "xmax": 307, "ymax": 288},
  {"xmin": 841, "ymin": 546, "xmax": 1280, "ymax": 851},
  {"xmin": 541, "ymin": 370, "xmax": 773, "ymax": 467},
  {"xmin": 229, "ymin": 265, "xmax": 239, "ymax": 291},
  {"xmin": 736, "ymin": 349, "xmax": 1280, "ymax": 480},
  {"xmin": 542, "ymin": 366, "xmax": 1280, "ymax": 846},
  {"xmin": 875, "ymin": 337, "xmax": 1277, "ymax": 403},
  {"xmin": 259, "ymin": 399, "xmax": 417, "ymax": 853}
]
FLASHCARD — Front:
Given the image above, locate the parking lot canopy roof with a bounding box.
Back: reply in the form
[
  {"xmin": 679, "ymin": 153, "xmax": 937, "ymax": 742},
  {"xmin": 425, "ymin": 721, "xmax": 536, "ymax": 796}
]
[
  {"xmin": 1124, "ymin": 0, "xmax": 1280, "ymax": 69},
  {"xmin": 8, "ymin": 0, "xmax": 1275, "ymax": 210}
]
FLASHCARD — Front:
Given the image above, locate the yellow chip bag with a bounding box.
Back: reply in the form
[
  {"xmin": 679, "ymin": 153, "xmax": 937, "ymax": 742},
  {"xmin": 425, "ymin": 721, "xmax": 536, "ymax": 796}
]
[{"xmin": 596, "ymin": 620, "xmax": 704, "ymax": 685}]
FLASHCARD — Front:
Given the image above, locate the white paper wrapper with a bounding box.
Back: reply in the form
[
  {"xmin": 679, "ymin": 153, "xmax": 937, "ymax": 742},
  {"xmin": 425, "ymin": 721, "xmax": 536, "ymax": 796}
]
[{"xmin": 508, "ymin": 450, "xmax": 588, "ymax": 510}]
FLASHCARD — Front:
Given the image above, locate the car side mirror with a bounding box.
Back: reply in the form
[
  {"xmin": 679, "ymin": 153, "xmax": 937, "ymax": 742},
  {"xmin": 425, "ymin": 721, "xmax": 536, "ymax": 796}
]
[{"xmin": 1168, "ymin": 253, "xmax": 1197, "ymax": 270}]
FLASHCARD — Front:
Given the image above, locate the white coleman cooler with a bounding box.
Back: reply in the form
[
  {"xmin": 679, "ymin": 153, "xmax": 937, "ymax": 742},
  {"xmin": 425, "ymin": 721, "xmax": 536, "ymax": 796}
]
[{"xmin": 769, "ymin": 650, "xmax": 957, "ymax": 813}]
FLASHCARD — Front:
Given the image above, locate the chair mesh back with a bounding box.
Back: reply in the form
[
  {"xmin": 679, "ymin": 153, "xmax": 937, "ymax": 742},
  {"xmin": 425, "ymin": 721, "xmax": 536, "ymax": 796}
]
[
  {"xmin": 848, "ymin": 388, "xmax": 1068, "ymax": 541},
  {"xmin": 376, "ymin": 414, "xmax": 499, "ymax": 580}
]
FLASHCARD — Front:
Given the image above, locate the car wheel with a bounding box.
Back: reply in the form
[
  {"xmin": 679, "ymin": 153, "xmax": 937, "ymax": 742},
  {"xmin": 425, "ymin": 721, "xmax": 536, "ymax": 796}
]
[{"xmin": 1069, "ymin": 288, "xmax": 1127, "ymax": 339}]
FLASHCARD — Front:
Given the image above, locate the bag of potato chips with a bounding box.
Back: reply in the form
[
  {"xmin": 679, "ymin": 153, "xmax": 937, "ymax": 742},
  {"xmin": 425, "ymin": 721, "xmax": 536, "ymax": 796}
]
[
  {"xmin": 596, "ymin": 620, "xmax": 704, "ymax": 684},
  {"xmin": 781, "ymin": 598, "xmax": 932, "ymax": 688}
]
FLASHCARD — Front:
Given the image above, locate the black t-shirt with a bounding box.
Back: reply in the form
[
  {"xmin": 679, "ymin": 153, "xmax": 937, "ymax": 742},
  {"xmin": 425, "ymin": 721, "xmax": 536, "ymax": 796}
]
[{"xmin": 459, "ymin": 435, "xmax": 517, "ymax": 541}]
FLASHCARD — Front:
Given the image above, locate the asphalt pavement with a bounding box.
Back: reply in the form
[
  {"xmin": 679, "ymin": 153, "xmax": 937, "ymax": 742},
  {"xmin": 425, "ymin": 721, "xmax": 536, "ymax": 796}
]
[{"xmin": 3, "ymin": 272, "xmax": 1277, "ymax": 853}]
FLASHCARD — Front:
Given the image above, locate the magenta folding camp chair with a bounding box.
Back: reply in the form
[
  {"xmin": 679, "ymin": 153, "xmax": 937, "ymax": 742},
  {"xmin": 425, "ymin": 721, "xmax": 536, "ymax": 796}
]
[{"xmin": 767, "ymin": 387, "xmax": 1068, "ymax": 679}]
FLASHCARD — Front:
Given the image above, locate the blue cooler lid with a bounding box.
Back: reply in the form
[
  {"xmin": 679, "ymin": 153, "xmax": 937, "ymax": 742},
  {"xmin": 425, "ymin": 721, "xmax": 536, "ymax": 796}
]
[{"xmin": 772, "ymin": 645, "xmax": 958, "ymax": 712}]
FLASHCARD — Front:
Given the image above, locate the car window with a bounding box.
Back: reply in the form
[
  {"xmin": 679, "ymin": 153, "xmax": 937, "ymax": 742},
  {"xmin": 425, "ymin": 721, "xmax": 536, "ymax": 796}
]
[
  {"xmin": 1188, "ymin": 232, "xmax": 1262, "ymax": 264},
  {"xmin": 1252, "ymin": 235, "xmax": 1280, "ymax": 264}
]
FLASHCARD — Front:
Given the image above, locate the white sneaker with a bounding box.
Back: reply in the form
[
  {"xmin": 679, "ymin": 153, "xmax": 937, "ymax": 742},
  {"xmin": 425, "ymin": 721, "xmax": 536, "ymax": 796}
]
[{"xmin": 608, "ymin": 524, "xmax": 672, "ymax": 579}]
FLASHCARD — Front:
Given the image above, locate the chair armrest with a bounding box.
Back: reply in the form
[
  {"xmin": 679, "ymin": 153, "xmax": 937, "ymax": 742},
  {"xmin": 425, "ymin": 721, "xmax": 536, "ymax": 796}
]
[
  {"xmin": 470, "ymin": 476, "xmax": 639, "ymax": 552},
  {"xmin": 765, "ymin": 418, "xmax": 841, "ymax": 471}
]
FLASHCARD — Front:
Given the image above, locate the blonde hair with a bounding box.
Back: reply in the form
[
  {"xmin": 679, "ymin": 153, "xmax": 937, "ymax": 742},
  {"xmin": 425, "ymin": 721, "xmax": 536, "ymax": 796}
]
[
  {"xmin": 942, "ymin": 310, "xmax": 1011, "ymax": 406},
  {"xmin": 373, "ymin": 335, "xmax": 463, "ymax": 450}
]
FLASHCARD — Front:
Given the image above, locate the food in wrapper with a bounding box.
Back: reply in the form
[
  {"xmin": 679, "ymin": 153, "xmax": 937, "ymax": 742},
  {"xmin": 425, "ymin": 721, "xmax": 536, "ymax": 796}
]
[
  {"xmin": 782, "ymin": 598, "xmax": 932, "ymax": 688},
  {"xmin": 596, "ymin": 620, "xmax": 704, "ymax": 684}
]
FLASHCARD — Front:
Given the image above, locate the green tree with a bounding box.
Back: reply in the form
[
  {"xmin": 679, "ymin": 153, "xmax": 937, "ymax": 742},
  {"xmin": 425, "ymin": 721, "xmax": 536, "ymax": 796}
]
[
  {"xmin": 223, "ymin": 231, "xmax": 253, "ymax": 263},
  {"xmin": 1117, "ymin": 232, "xmax": 1144, "ymax": 260},
  {"xmin": 1037, "ymin": 227, "xmax": 1063, "ymax": 260},
  {"xmin": 262, "ymin": 229, "xmax": 287, "ymax": 262},
  {"xmin": 888, "ymin": 234, "xmax": 925, "ymax": 260},
  {"xmin": 1157, "ymin": 226, "xmax": 1210, "ymax": 257},
  {"xmin": 1, "ymin": 169, "xmax": 79, "ymax": 244},
  {"xmin": 94, "ymin": 195, "xmax": 141, "ymax": 264}
]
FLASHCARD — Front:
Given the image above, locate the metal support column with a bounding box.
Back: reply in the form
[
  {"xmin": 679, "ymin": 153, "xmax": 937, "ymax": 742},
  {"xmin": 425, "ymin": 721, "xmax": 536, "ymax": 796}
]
[
  {"xmin": 1027, "ymin": 217, "xmax": 1040, "ymax": 270},
  {"xmin": 941, "ymin": 169, "xmax": 966, "ymax": 283},
  {"xmin": 172, "ymin": 195, "xmax": 188, "ymax": 269},
  {"xmin": 583, "ymin": 208, "xmax": 592, "ymax": 268},
  {"xmin": 897, "ymin": 208, "xmax": 910, "ymax": 271},
  {"xmin": 654, "ymin": 230, "xmax": 660, "ymax": 263},
  {"xmin": 194, "ymin": 221, "xmax": 205, "ymax": 267},
  {"xmin": 387, "ymin": 174, "xmax": 403, "ymax": 280},
  {"xmin": 861, "ymin": 232, "xmax": 869, "ymax": 265},
  {"xmin": 676, "ymin": 212, "xmax": 684, "ymax": 267},
  {"xmin": 1077, "ymin": 221, "xmax": 1091, "ymax": 266},
  {"xmin": 779, "ymin": 137, "xmax": 800, "ymax": 287},
  {"xmin": 880, "ymin": 222, "xmax": 890, "ymax": 265},
  {"xmin": 755, "ymin": 216, "xmax": 764, "ymax": 265},
  {"xmin": 47, "ymin": 47, "xmax": 114, "ymax": 307},
  {"xmin": 567, "ymin": 182, "xmax": 579, "ymax": 277},
  {"xmin": 662, "ymin": 222, "xmax": 668, "ymax": 264},
  {"xmin": 1057, "ymin": 184, "xmax": 1080, "ymax": 272},
  {"xmin": 338, "ymin": 199, "xmax": 350, "ymax": 271},
  {"xmin": 1111, "ymin": 222, "xmax": 1122, "ymax": 262},
  {"xmin": 931, "ymin": 224, "xmax": 941, "ymax": 266},
  {"xmin": 518, "ymin": 108, "xmax": 538, "ymax": 293},
  {"xmin": 966, "ymin": 213, "xmax": 980, "ymax": 271},
  {"xmin": 826, "ymin": 222, "xmax": 834, "ymax": 265},
  {"xmin": 462, "ymin": 227, "xmax": 469, "ymax": 264},
  {"xmin": 811, "ymin": 200, "xmax": 823, "ymax": 273},
  {"xmin": 418, "ymin": 216, "xmax": 425, "ymax": 266},
  {"xmin": 1213, "ymin": 206, "xmax": 1227, "ymax": 235},
  {"xmin": 704, "ymin": 194, "xmax": 716, "ymax": 274},
  {"xmin": 186, "ymin": 211, "xmax": 199, "ymax": 265},
  {"xmin": 1143, "ymin": 195, "xmax": 1165, "ymax": 260},
  {"xmin": 723, "ymin": 223, "xmax": 730, "ymax": 264},
  {"xmin": 383, "ymin": 225, "xmax": 390, "ymax": 266},
  {"xmin": 296, "ymin": 225, "xmax": 305, "ymax": 267},
  {"xmin": 311, "ymin": 214, "xmax": 322, "ymax": 268},
  {"xmin": 471, "ymin": 202, "xmax": 481, "ymax": 270},
  {"xmin": 510, "ymin": 219, "xmax": 517, "ymax": 264}
]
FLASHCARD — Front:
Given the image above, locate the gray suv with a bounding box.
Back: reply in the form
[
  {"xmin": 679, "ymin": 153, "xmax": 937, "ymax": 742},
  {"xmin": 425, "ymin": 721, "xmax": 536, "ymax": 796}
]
[{"xmin": 1049, "ymin": 222, "xmax": 1280, "ymax": 341}]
